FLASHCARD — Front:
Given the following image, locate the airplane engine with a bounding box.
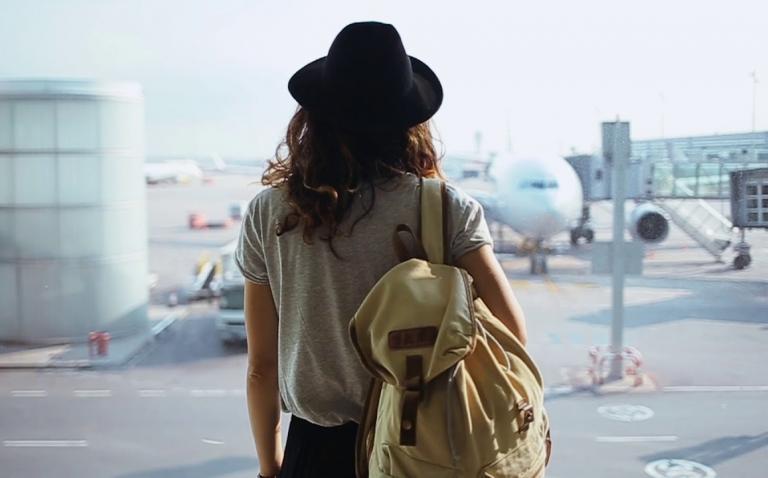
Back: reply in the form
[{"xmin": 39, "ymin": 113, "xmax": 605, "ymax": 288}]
[{"xmin": 627, "ymin": 202, "xmax": 670, "ymax": 243}]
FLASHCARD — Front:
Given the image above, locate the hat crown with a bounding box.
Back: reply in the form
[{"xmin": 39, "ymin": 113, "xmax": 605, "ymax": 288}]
[{"xmin": 324, "ymin": 22, "xmax": 413, "ymax": 102}]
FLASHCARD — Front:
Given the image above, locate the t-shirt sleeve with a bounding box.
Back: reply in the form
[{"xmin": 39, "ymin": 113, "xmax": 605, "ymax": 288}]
[
  {"xmin": 234, "ymin": 194, "xmax": 269, "ymax": 285},
  {"xmin": 445, "ymin": 182, "xmax": 494, "ymax": 263}
]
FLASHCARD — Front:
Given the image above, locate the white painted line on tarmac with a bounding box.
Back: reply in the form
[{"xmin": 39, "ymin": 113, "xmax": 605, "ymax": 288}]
[
  {"xmin": 151, "ymin": 309, "xmax": 186, "ymax": 336},
  {"xmin": 10, "ymin": 390, "xmax": 48, "ymax": 397},
  {"xmin": 645, "ymin": 459, "xmax": 716, "ymax": 478},
  {"xmin": 201, "ymin": 438, "xmax": 224, "ymax": 445},
  {"xmin": 3, "ymin": 440, "xmax": 88, "ymax": 447},
  {"xmin": 596, "ymin": 435, "xmax": 679, "ymax": 443},
  {"xmin": 190, "ymin": 389, "xmax": 228, "ymax": 398},
  {"xmin": 598, "ymin": 404, "xmax": 654, "ymax": 422},
  {"xmin": 663, "ymin": 385, "xmax": 768, "ymax": 392},
  {"xmin": 138, "ymin": 389, "xmax": 167, "ymax": 398},
  {"xmin": 73, "ymin": 389, "xmax": 112, "ymax": 398}
]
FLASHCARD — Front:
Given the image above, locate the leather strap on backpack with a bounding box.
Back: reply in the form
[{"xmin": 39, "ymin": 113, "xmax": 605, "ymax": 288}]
[{"xmin": 399, "ymin": 355, "xmax": 424, "ymax": 446}]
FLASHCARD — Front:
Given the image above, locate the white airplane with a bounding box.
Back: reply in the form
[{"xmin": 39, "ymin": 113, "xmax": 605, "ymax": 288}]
[
  {"xmin": 144, "ymin": 160, "xmax": 204, "ymax": 185},
  {"xmin": 447, "ymin": 154, "xmax": 584, "ymax": 273},
  {"xmin": 447, "ymin": 153, "xmax": 673, "ymax": 274}
]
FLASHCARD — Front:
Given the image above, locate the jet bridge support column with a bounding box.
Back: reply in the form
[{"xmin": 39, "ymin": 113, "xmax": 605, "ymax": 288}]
[{"xmin": 603, "ymin": 121, "xmax": 631, "ymax": 381}]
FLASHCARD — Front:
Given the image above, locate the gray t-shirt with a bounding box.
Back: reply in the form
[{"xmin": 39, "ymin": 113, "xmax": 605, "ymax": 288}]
[{"xmin": 234, "ymin": 173, "xmax": 493, "ymax": 426}]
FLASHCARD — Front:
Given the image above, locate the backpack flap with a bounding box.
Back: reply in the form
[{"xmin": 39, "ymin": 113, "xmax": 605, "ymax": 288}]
[{"xmin": 349, "ymin": 258, "xmax": 477, "ymax": 389}]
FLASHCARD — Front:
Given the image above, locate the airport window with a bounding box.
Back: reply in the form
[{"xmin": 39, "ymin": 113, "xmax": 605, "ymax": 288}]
[{"xmin": 5, "ymin": 5, "xmax": 768, "ymax": 478}]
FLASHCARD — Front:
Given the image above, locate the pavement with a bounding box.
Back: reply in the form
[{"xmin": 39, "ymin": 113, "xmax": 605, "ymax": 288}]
[
  {"xmin": 1, "ymin": 173, "xmax": 766, "ymax": 478},
  {"xmin": 0, "ymin": 306, "xmax": 187, "ymax": 369}
]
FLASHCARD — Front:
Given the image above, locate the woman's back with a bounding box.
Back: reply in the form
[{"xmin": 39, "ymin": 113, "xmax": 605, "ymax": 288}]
[{"xmin": 235, "ymin": 172, "xmax": 492, "ymax": 426}]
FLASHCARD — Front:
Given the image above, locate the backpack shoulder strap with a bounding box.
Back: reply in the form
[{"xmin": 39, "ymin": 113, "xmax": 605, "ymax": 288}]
[{"xmin": 420, "ymin": 178, "xmax": 450, "ymax": 265}]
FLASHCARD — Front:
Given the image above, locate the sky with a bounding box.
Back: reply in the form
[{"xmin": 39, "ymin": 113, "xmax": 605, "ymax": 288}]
[{"xmin": 1, "ymin": 0, "xmax": 766, "ymax": 160}]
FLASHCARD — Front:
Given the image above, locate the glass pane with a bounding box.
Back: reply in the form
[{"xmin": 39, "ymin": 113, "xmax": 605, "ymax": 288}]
[
  {"xmin": 19, "ymin": 262, "xmax": 64, "ymax": 339},
  {"xmin": 14, "ymin": 209, "xmax": 58, "ymax": 258},
  {"xmin": 0, "ymin": 263, "xmax": 18, "ymax": 337},
  {"xmin": 673, "ymin": 163, "xmax": 697, "ymax": 196},
  {"xmin": 0, "ymin": 210, "xmax": 14, "ymax": 259},
  {"xmin": 0, "ymin": 103, "xmax": 11, "ymax": 149},
  {"xmin": 652, "ymin": 163, "xmax": 674, "ymax": 196},
  {"xmin": 0, "ymin": 156, "xmax": 11, "ymax": 205},
  {"xmin": 13, "ymin": 100, "xmax": 56, "ymax": 149},
  {"xmin": 100, "ymin": 101, "xmax": 143, "ymax": 151},
  {"xmin": 698, "ymin": 162, "xmax": 722, "ymax": 197},
  {"xmin": 58, "ymin": 155, "xmax": 102, "ymax": 204},
  {"xmin": 102, "ymin": 154, "xmax": 143, "ymax": 203},
  {"xmin": 14, "ymin": 155, "xmax": 57, "ymax": 205},
  {"xmin": 59, "ymin": 208, "xmax": 102, "ymax": 258},
  {"xmin": 57, "ymin": 100, "xmax": 100, "ymax": 150}
]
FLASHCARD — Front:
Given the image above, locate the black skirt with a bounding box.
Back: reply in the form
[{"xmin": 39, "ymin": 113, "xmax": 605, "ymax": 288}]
[{"xmin": 279, "ymin": 414, "xmax": 359, "ymax": 477}]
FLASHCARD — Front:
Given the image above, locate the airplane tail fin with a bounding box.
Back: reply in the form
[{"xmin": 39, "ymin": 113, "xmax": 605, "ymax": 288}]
[{"xmin": 211, "ymin": 154, "xmax": 227, "ymax": 171}]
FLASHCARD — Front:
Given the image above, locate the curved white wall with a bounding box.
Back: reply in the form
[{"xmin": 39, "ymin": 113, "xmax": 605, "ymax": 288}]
[{"xmin": 0, "ymin": 80, "xmax": 148, "ymax": 344}]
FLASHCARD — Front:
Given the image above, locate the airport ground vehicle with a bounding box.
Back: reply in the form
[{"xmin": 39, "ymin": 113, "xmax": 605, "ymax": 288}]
[
  {"xmin": 215, "ymin": 241, "xmax": 246, "ymax": 345},
  {"xmin": 216, "ymin": 278, "xmax": 246, "ymax": 344}
]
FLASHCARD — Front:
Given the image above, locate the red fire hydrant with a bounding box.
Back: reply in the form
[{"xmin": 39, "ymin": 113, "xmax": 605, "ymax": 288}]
[{"xmin": 88, "ymin": 331, "xmax": 111, "ymax": 357}]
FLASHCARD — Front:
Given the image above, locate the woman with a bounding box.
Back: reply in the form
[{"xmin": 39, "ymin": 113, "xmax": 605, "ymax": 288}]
[{"xmin": 234, "ymin": 21, "xmax": 528, "ymax": 478}]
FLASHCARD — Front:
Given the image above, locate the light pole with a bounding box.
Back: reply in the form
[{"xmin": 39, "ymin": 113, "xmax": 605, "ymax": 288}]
[{"xmin": 603, "ymin": 120, "xmax": 631, "ymax": 380}]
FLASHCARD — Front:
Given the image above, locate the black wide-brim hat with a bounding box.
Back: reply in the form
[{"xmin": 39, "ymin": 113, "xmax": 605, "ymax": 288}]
[{"xmin": 288, "ymin": 22, "xmax": 443, "ymax": 131}]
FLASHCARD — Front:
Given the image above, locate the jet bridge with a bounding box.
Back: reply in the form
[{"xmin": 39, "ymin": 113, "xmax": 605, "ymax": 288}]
[
  {"xmin": 568, "ymin": 131, "xmax": 768, "ymax": 265},
  {"xmin": 729, "ymin": 167, "xmax": 768, "ymax": 269}
]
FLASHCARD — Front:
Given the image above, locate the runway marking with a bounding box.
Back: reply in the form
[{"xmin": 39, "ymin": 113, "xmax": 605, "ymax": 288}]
[
  {"xmin": 201, "ymin": 438, "xmax": 224, "ymax": 445},
  {"xmin": 190, "ymin": 389, "xmax": 228, "ymax": 397},
  {"xmin": 645, "ymin": 459, "xmax": 716, "ymax": 478},
  {"xmin": 3, "ymin": 440, "xmax": 88, "ymax": 447},
  {"xmin": 596, "ymin": 435, "xmax": 678, "ymax": 443},
  {"xmin": 663, "ymin": 385, "xmax": 768, "ymax": 392},
  {"xmin": 10, "ymin": 390, "xmax": 48, "ymax": 397},
  {"xmin": 138, "ymin": 389, "xmax": 167, "ymax": 398},
  {"xmin": 73, "ymin": 389, "xmax": 112, "ymax": 398},
  {"xmin": 598, "ymin": 404, "xmax": 655, "ymax": 422}
]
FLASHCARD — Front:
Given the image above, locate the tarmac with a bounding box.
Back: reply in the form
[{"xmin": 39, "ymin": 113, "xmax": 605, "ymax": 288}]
[{"xmin": 1, "ymin": 172, "xmax": 766, "ymax": 477}]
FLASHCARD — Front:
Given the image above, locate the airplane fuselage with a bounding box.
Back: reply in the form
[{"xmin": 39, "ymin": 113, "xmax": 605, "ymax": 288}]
[{"xmin": 481, "ymin": 156, "xmax": 584, "ymax": 241}]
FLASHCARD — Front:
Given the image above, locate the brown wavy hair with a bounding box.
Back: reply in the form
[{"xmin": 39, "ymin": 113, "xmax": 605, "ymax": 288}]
[{"xmin": 262, "ymin": 106, "xmax": 444, "ymax": 258}]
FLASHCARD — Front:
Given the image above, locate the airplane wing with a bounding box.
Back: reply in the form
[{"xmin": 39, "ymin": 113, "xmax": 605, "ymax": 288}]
[{"xmin": 453, "ymin": 178, "xmax": 501, "ymax": 222}]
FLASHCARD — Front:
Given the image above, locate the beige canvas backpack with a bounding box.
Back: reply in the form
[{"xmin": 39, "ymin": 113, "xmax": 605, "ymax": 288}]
[{"xmin": 349, "ymin": 178, "xmax": 552, "ymax": 478}]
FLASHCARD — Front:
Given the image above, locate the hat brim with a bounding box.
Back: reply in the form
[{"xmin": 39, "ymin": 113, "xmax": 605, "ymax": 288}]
[{"xmin": 288, "ymin": 55, "xmax": 443, "ymax": 130}]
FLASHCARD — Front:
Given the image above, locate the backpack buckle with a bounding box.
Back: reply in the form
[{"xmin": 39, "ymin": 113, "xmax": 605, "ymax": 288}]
[{"xmin": 517, "ymin": 400, "xmax": 535, "ymax": 432}]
